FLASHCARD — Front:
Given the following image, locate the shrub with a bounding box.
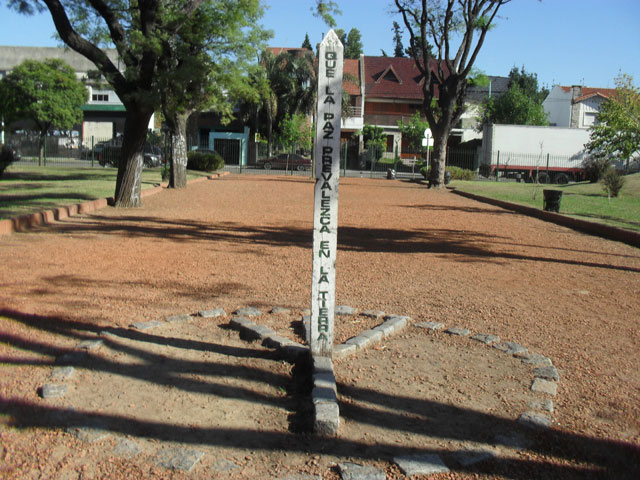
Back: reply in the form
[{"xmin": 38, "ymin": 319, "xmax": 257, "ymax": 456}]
[
  {"xmin": 582, "ymin": 155, "xmax": 611, "ymax": 183},
  {"xmin": 447, "ymin": 166, "xmax": 475, "ymax": 181},
  {"xmin": 187, "ymin": 150, "xmax": 224, "ymax": 172},
  {"xmin": 601, "ymin": 168, "xmax": 625, "ymax": 197},
  {"xmin": 0, "ymin": 144, "xmax": 20, "ymax": 179},
  {"xmin": 160, "ymin": 162, "xmax": 170, "ymax": 181}
]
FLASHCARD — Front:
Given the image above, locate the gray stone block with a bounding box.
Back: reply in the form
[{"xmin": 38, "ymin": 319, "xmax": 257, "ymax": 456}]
[
  {"xmin": 338, "ymin": 462, "xmax": 384, "ymax": 480},
  {"xmin": 313, "ymin": 355, "xmax": 334, "ymax": 374},
  {"xmin": 302, "ymin": 315, "xmax": 311, "ymax": 343},
  {"xmin": 271, "ymin": 307, "xmax": 291, "ymax": 315},
  {"xmin": 55, "ymin": 351, "xmax": 88, "ymax": 365},
  {"xmin": 371, "ymin": 323, "xmax": 395, "ymax": 337},
  {"xmin": 529, "ymin": 399, "xmax": 554, "ymax": 413},
  {"xmin": 335, "ymin": 305, "xmax": 357, "ymax": 316},
  {"xmin": 198, "ymin": 308, "xmax": 226, "ymax": 318},
  {"xmin": 451, "ymin": 449, "xmax": 496, "ymax": 467},
  {"xmin": 518, "ymin": 411, "xmax": 552, "ymax": 429},
  {"xmin": 344, "ymin": 335, "xmax": 370, "ymax": 350},
  {"xmin": 415, "ymin": 321, "xmax": 444, "ymax": 331},
  {"xmin": 77, "ymin": 339, "xmax": 104, "ymax": 351},
  {"xmin": 383, "ymin": 314, "xmax": 411, "ymax": 325},
  {"xmin": 113, "ymin": 438, "xmax": 143, "ymax": 458},
  {"xmin": 279, "ymin": 475, "xmax": 321, "ymax": 480},
  {"xmin": 67, "ymin": 424, "xmax": 110, "ymax": 443},
  {"xmin": 445, "ymin": 327, "xmax": 471, "ymax": 337},
  {"xmin": 361, "ymin": 310, "xmax": 384, "ymax": 319},
  {"xmin": 40, "ymin": 383, "xmax": 67, "ymax": 399},
  {"xmin": 314, "ymin": 402, "xmax": 339, "ymax": 436},
  {"xmin": 394, "ymin": 454, "xmax": 450, "ymax": 476},
  {"xmin": 471, "ymin": 333, "xmax": 500, "ymax": 345},
  {"xmin": 130, "ymin": 320, "xmax": 163, "ymax": 331},
  {"xmin": 332, "ymin": 343, "xmax": 357, "ymax": 359},
  {"xmin": 359, "ymin": 329, "xmax": 383, "ymax": 343},
  {"xmin": 534, "ymin": 366, "xmax": 559, "ymax": 381},
  {"xmin": 165, "ymin": 314, "xmax": 191, "ymax": 324},
  {"xmin": 233, "ymin": 307, "xmax": 262, "ymax": 317},
  {"xmin": 312, "ymin": 384, "xmax": 338, "ymax": 404},
  {"xmin": 514, "ymin": 352, "xmax": 553, "ymax": 366},
  {"xmin": 156, "ymin": 447, "xmax": 205, "ymax": 472},
  {"xmin": 493, "ymin": 432, "xmax": 530, "ymax": 450},
  {"xmin": 531, "ymin": 378, "xmax": 558, "ymax": 396},
  {"xmin": 493, "ymin": 341, "xmax": 527, "ymax": 355},
  {"xmin": 262, "ymin": 334, "xmax": 293, "ymax": 349},
  {"xmin": 50, "ymin": 366, "xmax": 75, "ymax": 381},
  {"xmin": 229, "ymin": 316, "xmax": 254, "ymax": 329},
  {"xmin": 280, "ymin": 343, "xmax": 309, "ymax": 361}
]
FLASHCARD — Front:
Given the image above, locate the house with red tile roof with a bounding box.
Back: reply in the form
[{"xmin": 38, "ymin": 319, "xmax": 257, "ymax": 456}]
[{"xmin": 543, "ymin": 85, "xmax": 616, "ymax": 128}]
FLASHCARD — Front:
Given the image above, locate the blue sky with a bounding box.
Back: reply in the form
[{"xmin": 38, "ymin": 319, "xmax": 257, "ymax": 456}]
[{"xmin": 1, "ymin": 0, "xmax": 639, "ymax": 88}]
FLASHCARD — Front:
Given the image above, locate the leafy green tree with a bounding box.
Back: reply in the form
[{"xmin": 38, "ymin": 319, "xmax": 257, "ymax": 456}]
[
  {"xmin": 392, "ymin": 21, "xmax": 404, "ymax": 57},
  {"xmin": 479, "ymin": 66, "xmax": 547, "ymax": 126},
  {"xmin": 398, "ymin": 112, "xmax": 429, "ymax": 152},
  {"xmin": 312, "ymin": 0, "xmax": 341, "ymax": 28},
  {"xmin": 482, "ymin": 84, "xmax": 548, "ymax": 126},
  {"xmin": 0, "ymin": 58, "xmax": 86, "ymax": 165},
  {"xmin": 344, "ymin": 28, "xmax": 363, "ymax": 59},
  {"xmin": 302, "ymin": 33, "xmax": 313, "ymax": 50},
  {"xmin": 159, "ymin": 1, "xmax": 267, "ymax": 189},
  {"xmin": 394, "ymin": 0, "xmax": 511, "ymax": 188},
  {"xmin": 276, "ymin": 113, "xmax": 313, "ymax": 152},
  {"xmin": 359, "ymin": 124, "xmax": 386, "ymax": 162},
  {"xmin": 8, "ymin": 0, "xmax": 264, "ymax": 207},
  {"xmin": 242, "ymin": 49, "xmax": 315, "ymax": 156},
  {"xmin": 587, "ymin": 73, "xmax": 640, "ymax": 171},
  {"xmin": 507, "ymin": 65, "xmax": 548, "ymax": 104}
]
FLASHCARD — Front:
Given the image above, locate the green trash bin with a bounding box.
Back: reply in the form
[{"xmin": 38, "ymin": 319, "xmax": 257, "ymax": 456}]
[{"xmin": 543, "ymin": 189, "xmax": 563, "ymax": 212}]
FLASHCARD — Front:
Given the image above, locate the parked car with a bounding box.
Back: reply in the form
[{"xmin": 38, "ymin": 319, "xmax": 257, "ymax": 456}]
[
  {"xmin": 97, "ymin": 142, "xmax": 164, "ymax": 168},
  {"xmin": 257, "ymin": 153, "xmax": 312, "ymax": 171}
]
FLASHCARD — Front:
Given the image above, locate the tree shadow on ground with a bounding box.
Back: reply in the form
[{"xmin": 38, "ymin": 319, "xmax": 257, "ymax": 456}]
[
  {"xmin": 44, "ymin": 215, "xmax": 640, "ymax": 273},
  {"xmin": 1, "ymin": 307, "xmax": 638, "ymax": 479}
]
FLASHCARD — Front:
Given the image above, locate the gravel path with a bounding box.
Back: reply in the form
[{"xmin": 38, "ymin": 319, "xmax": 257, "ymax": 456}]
[{"xmin": 1, "ymin": 174, "xmax": 639, "ymax": 479}]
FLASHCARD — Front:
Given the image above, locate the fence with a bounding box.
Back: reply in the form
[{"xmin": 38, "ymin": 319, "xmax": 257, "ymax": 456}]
[
  {"xmin": 5, "ymin": 131, "xmax": 481, "ymax": 180},
  {"xmin": 479, "ymin": 150, "xmax": 586, "ymax": 183}
]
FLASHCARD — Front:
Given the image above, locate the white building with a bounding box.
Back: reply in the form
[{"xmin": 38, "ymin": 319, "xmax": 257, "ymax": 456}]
[
  {"xmin": 0, "ymin": 46, "xmax": 155, "ymax": 141},
  {"xmin": 543, "ymin": 85, "xmax": 616, "ymax": 129}
]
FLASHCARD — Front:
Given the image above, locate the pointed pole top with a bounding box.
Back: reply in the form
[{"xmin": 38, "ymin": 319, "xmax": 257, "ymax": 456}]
[{"xmin": 320, "ymin": 29, "xmax": 344, "ymax": 49}]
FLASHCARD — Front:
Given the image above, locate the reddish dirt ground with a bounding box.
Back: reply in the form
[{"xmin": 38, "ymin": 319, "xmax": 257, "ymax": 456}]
[{"xmin": 1, "ymin": 175, "xmax": 639, "ymax": 479}]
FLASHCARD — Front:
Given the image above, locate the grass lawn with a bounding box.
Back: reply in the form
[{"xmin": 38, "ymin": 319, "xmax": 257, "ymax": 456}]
[
  {"xmin": 451, "ymin": 173, "xmax": 640, "ymax": 232},
  {"xmin": 0, "ymin": 165, "xmax": 210, "ymax": 220}
]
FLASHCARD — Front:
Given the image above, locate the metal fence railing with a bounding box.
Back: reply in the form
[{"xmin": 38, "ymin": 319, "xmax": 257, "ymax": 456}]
[{"xmin": 479, "ymin": 150, "xmax": 587, "ymax": 183}]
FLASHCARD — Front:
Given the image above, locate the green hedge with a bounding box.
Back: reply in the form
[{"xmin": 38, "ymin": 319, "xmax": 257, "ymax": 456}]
[{"xmin": 187, "ymin": 150, "xmax": 224, "ymax": 172}]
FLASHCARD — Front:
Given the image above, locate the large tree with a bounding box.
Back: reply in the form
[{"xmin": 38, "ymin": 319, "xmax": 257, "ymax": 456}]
[
  {"xmin": 8, "ymin": 0, "xmax": 262, "ymax": 207},
  {"xmin": 344, "ymin": 28, "xmax": 363, "ymax": 59},
  {"xmin": 242, "ymin": 49, "xmax": 315, "ymax": 156},
  {"xmin": 587, "ymin": 73, "xmax": 640, "ymax": 171},
  {"xmin": 0, "ymin": 58, "xmax": 86, "ymax": 165},
  {"xmin": 480, "ymin": 66, "xmax": 548, "ymax": 126},
  {"xmin": 392, "ymin": 21, "xmax": 405, "ymax": 57},
  {"xmin": 394, "ymin": 0, "xmax": 511, "ymax": 187},
  {"xmin": 159, "ymin": 0, "xmax": 266, "ymax": 188}
]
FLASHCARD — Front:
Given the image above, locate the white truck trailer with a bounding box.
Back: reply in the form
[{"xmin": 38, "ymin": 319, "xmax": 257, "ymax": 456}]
[{"xmin": 480, "ymin": 124, "xmax": 591, "ymax": 183}]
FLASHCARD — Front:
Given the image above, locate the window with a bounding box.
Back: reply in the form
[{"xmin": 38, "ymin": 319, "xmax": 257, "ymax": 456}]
[{"xmin": 92, "ymin": 94, "xmax": 109, "ymax": 102}]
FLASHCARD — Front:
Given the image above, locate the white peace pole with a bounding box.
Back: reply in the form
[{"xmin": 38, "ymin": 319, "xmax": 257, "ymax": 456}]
[{"xmin": 310, "ymin": 30, "xmax": 343, "ymax": 357}]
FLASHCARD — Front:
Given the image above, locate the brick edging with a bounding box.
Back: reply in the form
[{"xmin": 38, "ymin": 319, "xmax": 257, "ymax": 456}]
[
  {"xmin": 449, "ymin": 188, "xmax": 640, "ymax": 249},
  {"xmin": 0, "ymin": 170, "xmax": 228, "ymax": 238}
]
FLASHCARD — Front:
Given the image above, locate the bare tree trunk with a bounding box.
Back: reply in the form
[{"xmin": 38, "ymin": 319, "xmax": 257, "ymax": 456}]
[
  {"xmin": 167, "ymin": 111, "xmax": 190, "ymax": 189},
  {"xmin": 429, "ymin": 137, "xmax": 447, "ymax": 188},
  {"xmin": 114, "ymin": 106, "xmax": 153, "ymax": 207},
  {"xmin": 38, "ymin": 131, "xmax": 46, "ymax": 167}
]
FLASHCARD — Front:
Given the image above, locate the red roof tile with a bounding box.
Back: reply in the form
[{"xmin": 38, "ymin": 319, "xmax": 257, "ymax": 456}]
[
  {"xmin": 343, "ymin": 58, "xmax": 360, "ymax": 96},
  {"xmin": 363, "ymin": 56, "xmax": 439, "ymax": 100}
]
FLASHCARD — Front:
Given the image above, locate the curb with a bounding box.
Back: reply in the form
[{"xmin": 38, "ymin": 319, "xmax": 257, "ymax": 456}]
[
  {"xmin": 449, "ymin": 187, "xmax": 640, "ymax": 249},
  {"xmin": 0, "ymin": 170, "xmax": 228, "ymax": 238}
]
